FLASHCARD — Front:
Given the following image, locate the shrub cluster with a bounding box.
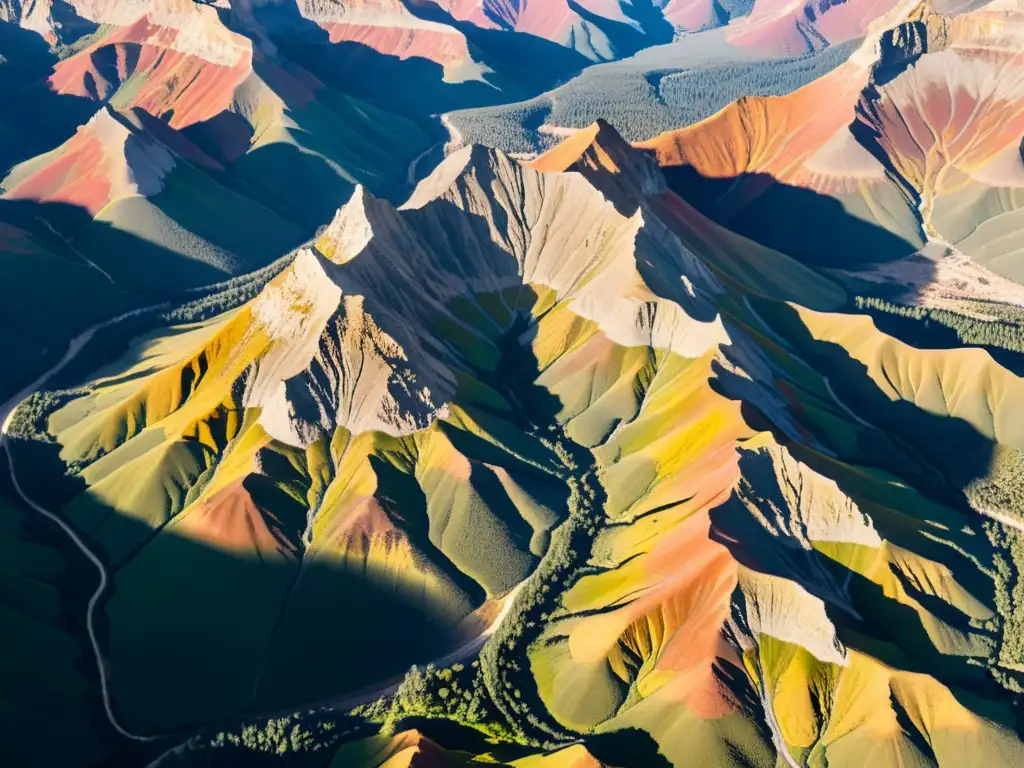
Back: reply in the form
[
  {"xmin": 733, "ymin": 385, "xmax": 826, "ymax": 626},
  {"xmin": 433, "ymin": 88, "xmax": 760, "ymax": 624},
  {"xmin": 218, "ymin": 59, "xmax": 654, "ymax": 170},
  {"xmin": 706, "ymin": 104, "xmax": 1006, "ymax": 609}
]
[
  {"xmin": 163, "ymin": 251, "xmax": 295, "ymax": 325},
  {"xmin": 478, "ymin": 433, "xmax": 603, "ymax": 747},
  {"xmin": 359, "ymin": 661, "xmax": 519, "ymax": 743},
  {"xmin": 981, "ymin": 515, "xmax": 1024, "ymax": 695}
]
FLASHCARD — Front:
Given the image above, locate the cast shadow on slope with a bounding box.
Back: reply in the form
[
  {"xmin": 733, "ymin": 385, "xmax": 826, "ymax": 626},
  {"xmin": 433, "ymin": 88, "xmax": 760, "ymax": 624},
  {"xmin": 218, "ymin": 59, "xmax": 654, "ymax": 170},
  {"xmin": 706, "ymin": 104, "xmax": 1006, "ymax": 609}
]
[
  {"xmin": 0, "ymin": 450, "xmax": 122, "ymax": 767},
  {"xmin": 389, "ymin": 719, "xmax": 673, "ymax": 768},
  {"xmin": 572, "ymin": 0, "xmax": 674, "ymax": 56},
  {"xmin": 224, "ymin": 12, "xmax": 443, "ymax": 208},
  {"xmin": 399, "ymin": 0, "xmax": 596, "ymax": 85},
  {"xmin": 0, "ymin": 198, "xmax": 182, "ymax": 401},
  {"xmin": 753, "ymin": 298, "xmax": 1004, "ymax": 503},
  {"xmin": 370, "ymin": 454, "xmax": 491, "ymax": 606},
  {"xmin": 711, "ymin": 300, "xmax": 1019, "ymax": 725},
  {"xmin": 0, "ymin": 281, "xmax": 578, "ymax": 757},
  {"xmin": 0, "ymin": 192, "xmax": 300, "ymax": 298},
  {"xmin": 855, "ymin": 304, "xmax": 1024, "ymax": 379},
  {"xmin": 661, "ymin": 166, "xmax": 926, "ymax": 271},
  {"xmin": 710, "ymin": 462, "xmax": 1002, "ymax": 707},
  {"xmin": 459, "ymin": 0, "xmax": 674, "ymax": 61},
  {"xmin": 234, "ymin": 0, "xmax": 587, "ymax": 119},
  {"xmin": 0, "ymin": 194, "xmax": 271, "ymax": 404},
  {"xmin": 398, "ymin": 181, "xmax": 721, "ymax": 329},
  {"xmin": 3, "ymin": 433, "xmax": 477, "ymax": 750},
  {"xmin": 0, "ymin": 21, "xmax": 99, "ymax": 175},
  {"xmin": 284, "ymin": 38, "xmax": 502, "ymax": 117}
]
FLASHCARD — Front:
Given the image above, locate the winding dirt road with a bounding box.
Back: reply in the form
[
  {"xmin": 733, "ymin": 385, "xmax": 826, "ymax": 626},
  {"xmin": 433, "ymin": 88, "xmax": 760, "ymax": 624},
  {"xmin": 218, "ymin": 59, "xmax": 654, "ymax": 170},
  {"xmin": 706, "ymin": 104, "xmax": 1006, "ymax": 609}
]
[
  {"xmin": 440, "ymin": 113, "xmax": 464, "ymax": 155},
  {"xmin": 1, "ymin": 304, "xmax": 169, "ymax": 742},
  {"xmin": 1, "ymin": 308, "xmax": 524, "ymax": 749}
]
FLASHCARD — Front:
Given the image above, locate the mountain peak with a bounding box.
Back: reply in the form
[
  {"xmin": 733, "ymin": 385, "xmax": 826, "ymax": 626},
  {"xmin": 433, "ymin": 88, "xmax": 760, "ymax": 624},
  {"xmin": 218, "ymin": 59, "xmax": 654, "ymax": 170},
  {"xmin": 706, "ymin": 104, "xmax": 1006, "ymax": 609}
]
[
  {"xmin": 1, "ymin": 104, "xmax": 178, "ymax": 214},
  {"xmin": 84, "ymin": 103, "xmax": 136, "ymax": 139},
  {"xmin": 12, "ymin": 3, "xmax": 1024, "ymax": 766},
  {"xmin": 403, "ymin": 142, "xmax": 520, "ymax": 211},
  {"xmin": 531, "ymin": 119, "xmax": 666, "ymax": 201},
  {"xmin": 316, "ymin": 185, "xmax": 417, "ymax": 265},
  {"xmin": 531, "ymin": 119, "xmax": 630, "ymax": 173}
]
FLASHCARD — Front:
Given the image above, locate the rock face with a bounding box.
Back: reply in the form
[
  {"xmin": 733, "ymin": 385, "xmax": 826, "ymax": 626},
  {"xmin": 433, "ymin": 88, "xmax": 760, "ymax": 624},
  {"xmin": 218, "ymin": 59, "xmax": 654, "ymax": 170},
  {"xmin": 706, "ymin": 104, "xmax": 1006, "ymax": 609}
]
[
  {"xmin": 436, "ymin": 0, "xmax": 679, "ymax": 59},
  {"xmin": 36, "ymin": 110, "xmax": 1024, "ymax": 768},
  {"xmin": 200, "ymin": 137, "xmax": 731, "ymax": 445},
  {"xmin": 7, "ymin": 0, "xmax": 696, "ymax": 64},
  {"xmin": 725, "ymin": 0, "xmax": 921, "ymax": 55},
  {"xmin": 47, "ymin": 8, "xmax": 254, "ymax": 128},
  {"xmin": 644, "ymin": 0, "xmax": 1024, "ymax": 281},
  {"xmin": 0, "ymin": 99, "xmax": 308, "ymax": 288},
  {"xmin": 2, "ymin": 106, "xmax": 187, "ymax": 214},
  {"xmin": 0, "ymin": 0, "xmax": 709, "ymax": 318}
]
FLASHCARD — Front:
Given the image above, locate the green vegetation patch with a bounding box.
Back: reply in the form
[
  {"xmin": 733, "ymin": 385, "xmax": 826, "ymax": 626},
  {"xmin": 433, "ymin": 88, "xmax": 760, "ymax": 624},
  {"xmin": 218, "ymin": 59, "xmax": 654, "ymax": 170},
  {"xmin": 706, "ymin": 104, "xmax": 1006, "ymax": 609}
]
[{"xmin": 448, "ymin": 40, "xmax": 859, "ymax": 153}]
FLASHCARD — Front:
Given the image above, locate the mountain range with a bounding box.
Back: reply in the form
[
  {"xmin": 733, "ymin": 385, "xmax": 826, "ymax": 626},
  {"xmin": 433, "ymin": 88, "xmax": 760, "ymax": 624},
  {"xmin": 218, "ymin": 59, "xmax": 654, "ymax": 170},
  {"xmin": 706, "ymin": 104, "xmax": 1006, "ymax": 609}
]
[{"xmin": 3, "ymin": 1, "xmax": 1024, "ymax": 767}]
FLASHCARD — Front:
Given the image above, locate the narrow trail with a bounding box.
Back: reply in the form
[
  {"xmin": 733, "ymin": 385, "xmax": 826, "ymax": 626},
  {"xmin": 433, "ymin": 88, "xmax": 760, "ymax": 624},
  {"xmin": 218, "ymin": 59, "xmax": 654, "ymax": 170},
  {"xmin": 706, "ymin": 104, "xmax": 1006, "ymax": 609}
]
[
  {"xmin": 0, "ymin": 303, "xmax": 167, "ymax": 435},
  {"xmin": 34, "ymin": 215, "xmax": 118, "ymax": 285},
  {"xmin": 2, "ymin": 442, "xmax": 156, "ymax": 742}
]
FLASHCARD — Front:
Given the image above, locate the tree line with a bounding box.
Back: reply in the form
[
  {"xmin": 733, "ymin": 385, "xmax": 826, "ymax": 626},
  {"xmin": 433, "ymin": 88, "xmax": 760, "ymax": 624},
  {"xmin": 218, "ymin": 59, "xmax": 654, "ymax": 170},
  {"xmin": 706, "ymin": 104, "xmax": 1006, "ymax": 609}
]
[
  {"xmin": 854, "ymin": 295, "xmax": 1024, "ymax": 354},
  {"xmin": 448, "ymin": 40, "xmax": 858, "ymax": 154}
]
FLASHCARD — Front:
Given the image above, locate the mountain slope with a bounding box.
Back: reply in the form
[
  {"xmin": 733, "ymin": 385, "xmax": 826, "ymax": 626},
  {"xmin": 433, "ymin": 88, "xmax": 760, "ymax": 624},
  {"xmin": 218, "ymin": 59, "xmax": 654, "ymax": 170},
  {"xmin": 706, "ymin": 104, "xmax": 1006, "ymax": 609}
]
[
  {"xmin": 6, "ymin": 3, "xmax": 1024, "ymax": 768},
  {"xmin": 642, "ymin": 0, "xmax": 1024, "ymax": 284},
  {"xmin": 0, "ymin": 0, "xmax": 696, "ymax": 404},
  {"xmin": 10, "ymin": 120, "xmax": 1023, "ymax": 768},
  {"xmin": 1, "ymin": 105, "xmax": 306, "ymax": 290}
]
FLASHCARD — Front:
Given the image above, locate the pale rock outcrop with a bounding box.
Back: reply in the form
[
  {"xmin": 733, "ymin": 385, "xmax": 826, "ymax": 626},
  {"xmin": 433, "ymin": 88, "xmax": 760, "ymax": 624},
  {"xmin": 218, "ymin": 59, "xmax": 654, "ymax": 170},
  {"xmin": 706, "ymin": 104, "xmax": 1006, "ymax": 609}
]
[
  {"xmin": 731, "ymin": 570, "xmax": 850, "ymax": 666},
  {"xmin": 733, "ymin": 444, "xmax": 881, "ymax": 548},
  {"xmin": 248, "ymin": 132, "xmax": 735, "ymax": 445}
]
